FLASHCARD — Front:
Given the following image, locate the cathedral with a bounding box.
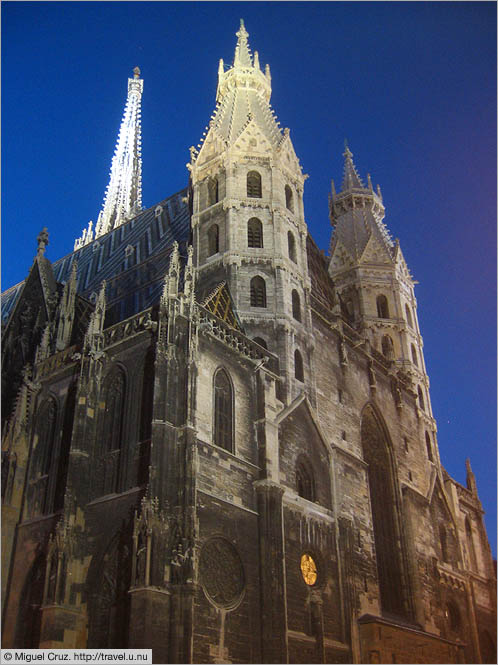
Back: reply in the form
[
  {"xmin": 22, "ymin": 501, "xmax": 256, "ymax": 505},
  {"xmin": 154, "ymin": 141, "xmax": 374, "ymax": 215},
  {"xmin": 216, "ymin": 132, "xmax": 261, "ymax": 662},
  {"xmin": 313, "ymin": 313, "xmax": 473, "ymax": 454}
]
[{"xmin": 1, "ymin": 21, "xmax": 496, "ymax": 664}]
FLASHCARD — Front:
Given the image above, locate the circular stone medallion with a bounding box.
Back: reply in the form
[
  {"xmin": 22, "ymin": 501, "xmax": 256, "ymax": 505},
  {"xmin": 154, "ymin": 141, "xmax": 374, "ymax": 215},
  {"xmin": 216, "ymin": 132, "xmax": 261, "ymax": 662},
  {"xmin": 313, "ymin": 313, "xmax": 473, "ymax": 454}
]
[
  {"xmin": 199, "ymin": 537, "xmax": 245, "ymax": 609},
  {"xmin": 300, "ymin": 553, "xmax": 318, "ymax": 586}
]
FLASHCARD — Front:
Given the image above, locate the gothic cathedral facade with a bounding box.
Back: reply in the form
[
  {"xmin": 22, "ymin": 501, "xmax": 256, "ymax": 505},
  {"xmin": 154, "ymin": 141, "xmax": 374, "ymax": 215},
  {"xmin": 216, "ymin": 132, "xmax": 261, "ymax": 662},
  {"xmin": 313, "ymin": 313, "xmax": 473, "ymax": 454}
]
[{"xmin": 1, "ymin": 21, "xmax": 496, "ymax": 664}]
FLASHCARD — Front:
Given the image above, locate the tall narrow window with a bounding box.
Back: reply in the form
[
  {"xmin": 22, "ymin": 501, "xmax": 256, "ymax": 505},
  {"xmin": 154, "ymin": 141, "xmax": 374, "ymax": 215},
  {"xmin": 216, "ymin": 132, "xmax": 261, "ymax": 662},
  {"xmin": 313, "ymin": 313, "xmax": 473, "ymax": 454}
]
[
  {"xmin": 288, "ymin": 231, "xmax": 297, "ymax": 263},
  {"xmin": 285, "ymin": 185, "xmax": 294, "ymax": 211},
  {"xmin": 208, "ymin": 178, "xmax": 219, "ymax": 206},
  {"xmin": 376, "ymin": 295, "xmax": 390, "ymax": 318},
  {"xmin": 425, "ymin": 431, "xmax": 433, "ymax": 461},
  {"xmin": 250, "ymin": 276, "xmax": 267, "ymax": 307},
  {"xmin": 294, "ymin": 349, "xmax": 304, "ymax": 382},
  {"xmin": 292, "ymin": 289, "xmax": 301, "ymax": 322},
  {"xmin": 214, "ymin": 369, "xmax": 233, "ymax": 452},
  {"xmin": 296, "ymin": 456, "xmax": 315, "ymax": 501},
  {"xmin": 208, "ymin": 224, "xmax": 219, "ymax": 256},
  {"xmin": 381, "ymin": 335, "xmax": 394, "ymax": 360},
  {"xmin": 418, "ymin": 386, "xmax": 425, "ymax": 411},
  {"xmin": 248, "ymin": 218, "xmax": 263, "ymax": 248},
  {"xmin": 247, "ymin": 171, "xmax": 262, "ymax": 198},
  {"xmin": 439, "ymin": 524, "xmax": 449, "ymax": 562},
  {"xmin": 465, "ymin": 517, "xmax": 478, "ymax": 571},
  {"xmin": 361, "ymin": 406, "xmax": 406, "ymax": 617},
  {"xmin": 27, "ymin": 398, "xmax": 57, "ymax": 517},
  {"xmin": 405, "ymin": 304, "xmax": 413, "ymax": 328},
  {"xmin": 411, "ymin": 344, "xmax": 418, "ymax": 367},
  {"xmin": 97, "ymin": 368, "xmax": 125, "ymax": 496}
]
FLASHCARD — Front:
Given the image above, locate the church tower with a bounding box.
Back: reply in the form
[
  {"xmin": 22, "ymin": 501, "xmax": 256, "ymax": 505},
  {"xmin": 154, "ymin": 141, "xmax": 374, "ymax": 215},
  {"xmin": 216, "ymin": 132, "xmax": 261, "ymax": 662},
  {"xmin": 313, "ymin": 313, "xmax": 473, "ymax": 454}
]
[
  {"xmin": 189, "ymin": 20, "xmax": 311, "ymax": 401},
  {"xmin": 329, "ymin": 145, "xmax": 437, "ymax": 448},
  {"xmin": 74, "ymin": 67, "xmax": 144, "ymax": 249}
]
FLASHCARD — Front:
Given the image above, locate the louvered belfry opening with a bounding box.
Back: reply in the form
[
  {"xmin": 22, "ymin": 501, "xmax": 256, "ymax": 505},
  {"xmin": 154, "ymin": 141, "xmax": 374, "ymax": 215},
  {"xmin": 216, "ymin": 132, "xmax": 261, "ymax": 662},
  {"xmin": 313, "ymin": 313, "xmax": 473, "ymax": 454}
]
[
  {"xmin": 250, "ymin": 276, "xmax": 266, "ymax": 307},
  {"xmin": 248, "ymin": 218, "xmax": 263, "ymax": 247}
]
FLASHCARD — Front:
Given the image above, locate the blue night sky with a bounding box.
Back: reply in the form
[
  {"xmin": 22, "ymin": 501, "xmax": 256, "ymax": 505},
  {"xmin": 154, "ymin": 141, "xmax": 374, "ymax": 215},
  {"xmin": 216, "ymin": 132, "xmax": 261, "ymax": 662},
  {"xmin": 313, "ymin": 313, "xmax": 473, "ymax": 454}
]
[{"xmin": 2, "ymin": 2, "xmax": 496, "ymax": 553}]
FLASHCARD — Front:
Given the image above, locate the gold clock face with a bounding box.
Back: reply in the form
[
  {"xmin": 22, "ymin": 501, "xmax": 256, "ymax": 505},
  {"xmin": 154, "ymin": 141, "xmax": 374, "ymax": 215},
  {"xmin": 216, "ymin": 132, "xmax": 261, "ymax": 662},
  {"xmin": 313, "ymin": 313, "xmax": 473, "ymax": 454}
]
[{"xmin": 300, "ymin": 553, "xmax": 317, "ymax": 586}]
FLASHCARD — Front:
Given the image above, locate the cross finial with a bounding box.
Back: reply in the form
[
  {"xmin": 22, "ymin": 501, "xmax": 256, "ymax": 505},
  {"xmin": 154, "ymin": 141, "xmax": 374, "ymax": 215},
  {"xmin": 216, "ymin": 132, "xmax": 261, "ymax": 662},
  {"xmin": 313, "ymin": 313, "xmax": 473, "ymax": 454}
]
[
  {"xmin": 133, "ymin": 66, "xmax": 141, "ymax": 79},
  {"xmin": 37, "ymin": 227, "xmax": 49, "ymax": 256}
]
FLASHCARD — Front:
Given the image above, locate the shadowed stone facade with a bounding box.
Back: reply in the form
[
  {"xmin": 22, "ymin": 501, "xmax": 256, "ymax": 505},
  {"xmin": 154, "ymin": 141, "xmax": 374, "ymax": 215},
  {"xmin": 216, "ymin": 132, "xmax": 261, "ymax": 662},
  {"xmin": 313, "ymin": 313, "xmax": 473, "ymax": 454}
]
[{"xmin": 2, "ymin": 21, "xmax": 496, "ymax": 665}]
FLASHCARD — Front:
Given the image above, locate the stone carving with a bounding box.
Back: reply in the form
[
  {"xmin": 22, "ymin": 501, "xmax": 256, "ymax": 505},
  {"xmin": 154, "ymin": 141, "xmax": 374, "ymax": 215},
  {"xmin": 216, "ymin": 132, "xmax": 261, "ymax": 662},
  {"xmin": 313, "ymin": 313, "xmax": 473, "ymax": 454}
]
[{"xmin": 199, "ymin": 537, "xmax": 245, "ymax": 608}]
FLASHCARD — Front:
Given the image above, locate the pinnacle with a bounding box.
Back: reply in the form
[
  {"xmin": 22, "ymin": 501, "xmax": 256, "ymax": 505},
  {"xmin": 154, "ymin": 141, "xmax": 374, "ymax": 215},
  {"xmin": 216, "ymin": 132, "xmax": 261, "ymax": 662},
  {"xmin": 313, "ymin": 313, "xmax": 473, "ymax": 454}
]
[
  {"xmin": 234, "ymin": 18, "xmax": 252, "ymax": 67},
  {"xmin": 341, "ymin": 144, "xmax": 364, "ymax": 191}
]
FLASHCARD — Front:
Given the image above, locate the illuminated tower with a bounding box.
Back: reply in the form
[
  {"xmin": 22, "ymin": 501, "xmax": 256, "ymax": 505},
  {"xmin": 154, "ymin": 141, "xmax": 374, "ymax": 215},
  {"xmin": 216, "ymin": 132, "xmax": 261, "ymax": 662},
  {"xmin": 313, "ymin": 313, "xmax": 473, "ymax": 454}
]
[
  {"xmin": 329, "ymin": 144, "xmax": 436, "ymax": 433},
  {"xmin": 189, "ymin": 20, "xmax": 311, "ymax": 401},
  {"xmin": 74, "ymin": 67, "xmax": 143, "ymax": 249}
]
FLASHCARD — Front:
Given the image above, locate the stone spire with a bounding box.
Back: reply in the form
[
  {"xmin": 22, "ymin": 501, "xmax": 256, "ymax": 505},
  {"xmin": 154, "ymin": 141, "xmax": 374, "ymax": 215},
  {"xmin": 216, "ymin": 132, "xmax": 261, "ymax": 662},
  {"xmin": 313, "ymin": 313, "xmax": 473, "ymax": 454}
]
[
  {"xmin": 329, "ymin": 144, "xmax": 393, "ymax": 261},
  {"xmin": 234, "ymin": 19, "xmax": 252, "ymax": 67},
  {"xmin": 75, "ymin": 67, "xmax": 143, "ymax": 249},
  {"xmin": 195, "ymin": 20, "xmax": 279, "ymax": 154},
  {"xmin": 341, "ymin": 144, "xmax": 364, "ymax": 191}
]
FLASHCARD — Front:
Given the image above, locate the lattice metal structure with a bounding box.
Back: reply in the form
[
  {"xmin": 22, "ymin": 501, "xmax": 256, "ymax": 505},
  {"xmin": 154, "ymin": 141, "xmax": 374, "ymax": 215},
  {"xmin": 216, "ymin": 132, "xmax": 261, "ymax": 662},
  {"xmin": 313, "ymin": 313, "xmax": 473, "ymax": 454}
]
[{"xmin": 75, "ymin": 68, "xmax": 143, "ymax": 250}]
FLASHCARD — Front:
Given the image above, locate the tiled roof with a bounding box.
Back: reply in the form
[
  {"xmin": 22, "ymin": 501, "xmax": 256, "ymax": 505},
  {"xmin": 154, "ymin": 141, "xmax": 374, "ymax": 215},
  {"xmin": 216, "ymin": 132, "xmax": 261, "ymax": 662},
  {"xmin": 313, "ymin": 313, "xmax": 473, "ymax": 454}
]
[{"xmin": 2, "ymin": 187, "xmax": 191, "ymax": 326}]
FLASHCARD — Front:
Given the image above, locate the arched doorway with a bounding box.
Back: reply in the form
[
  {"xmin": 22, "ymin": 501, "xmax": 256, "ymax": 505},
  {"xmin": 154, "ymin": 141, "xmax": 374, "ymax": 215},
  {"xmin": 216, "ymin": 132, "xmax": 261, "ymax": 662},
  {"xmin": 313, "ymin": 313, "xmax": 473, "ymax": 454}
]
[{"xmin": 87, "ymin": 535, "xmax": 131, "ymax": 648}]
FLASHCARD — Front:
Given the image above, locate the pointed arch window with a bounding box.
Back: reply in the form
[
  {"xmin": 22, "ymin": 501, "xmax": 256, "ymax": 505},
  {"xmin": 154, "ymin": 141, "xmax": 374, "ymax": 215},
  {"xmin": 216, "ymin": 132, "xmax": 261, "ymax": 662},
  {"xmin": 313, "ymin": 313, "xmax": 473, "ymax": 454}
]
[
  {"xmin": 214, "ymin": 369, "xmax": 233, "ymax": 452},
  {"xmin": 405, "ymin": 304, "xmax": 413, "ymax": 328},
  {"xmin": 248, "ymin": 218, "xmax": 263, "ymax": 248},
  {"xmin": 208, "ymin": 224, "xmax": 219, "ymax": 256},
  {"xmin": 288, "ymin": 231, "xmax": 297, "ymax": 263},
  {"xmin": 250, "ymin": 276, "xmax": 267, "ymax": 307},
  {"xmin": 97, "ymin": 368, "xmax": 125, "ymax": 496},
  {"xmin": 376, "ymin": 295, "xmax": 390, "ymax": 318},
  {"xmin": 418, "ymin": 386, "xmax": 425, "ymax": 411},
  {"xmin": 439, "ymin": 524, "xmax": 449, "ymax": 562},
  {"xmin": 27, "ymin": 398, "xmax": 57, "ymax": 517},
  {"xmin": 445, "ymin": 602, "xmax": 461, "ymax": 633},
  {"xmin": 411, "ymin": 344, "xmax": 419, "ymax": 367},
  {"xmin": 425, "ymin": 431, "xmax": 433, "ymax": 461},
  {"xmin": 294, "ymin": 349, "xmax": 304, "ymax": 382},
  {"xmin": 361, "ymin": 406, "xmax": 407, "ymax": 617},
  {"xmin": 381, "ymin": 335, "xmax": 394, "ymax": 360},
  {"xmin": 247, "ymin": 171, "xmax": 262, "ymax": 198},
  {"xmin": 285, "ymin": 185, "xmax": 294, "ymax": 212},
  {"xmin": 465, "ymin": 517, "xmax": 477, "ymax": 572},
  {"xmin": 296, "ymin": 456, "xmax": 315, "ymax": 502},
  {"xmin": 292, "ymin": 289, "xmax": 301, "ymax": 322},
  {"xmin": 208, "ymin": 177, "xmax": 219, "ymax": 206}
]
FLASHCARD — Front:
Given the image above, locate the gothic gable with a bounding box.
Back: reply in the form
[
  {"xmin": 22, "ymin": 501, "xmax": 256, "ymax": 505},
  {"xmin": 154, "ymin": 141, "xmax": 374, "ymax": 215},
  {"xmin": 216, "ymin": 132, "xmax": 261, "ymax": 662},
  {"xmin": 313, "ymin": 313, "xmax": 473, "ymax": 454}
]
[
  {"xmin": 277, "ymin": 395, "xmax": 332, "ymax": 509},
  {"xmin": 359, "ymin": 232, "xmax": 393, "ymax": 266},
  {"xmin": 232, "ymin": 121, "xmax": 273, "ymax": 156}
]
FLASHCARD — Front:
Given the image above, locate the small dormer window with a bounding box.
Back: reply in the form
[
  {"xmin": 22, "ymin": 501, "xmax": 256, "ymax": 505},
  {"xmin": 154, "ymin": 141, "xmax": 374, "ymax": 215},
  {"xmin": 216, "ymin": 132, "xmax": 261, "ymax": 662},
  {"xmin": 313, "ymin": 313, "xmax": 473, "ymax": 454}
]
[
  {"xmin": 125, "ymin": 244, "xmax": 135, "ymax": 257},
  {"xmin": 247, "ymin": 171, "xmax": 262, "ymax": 198},
  {"xmin": 154, "ymin": 206, "xmax": 163, "ymax": 218}
]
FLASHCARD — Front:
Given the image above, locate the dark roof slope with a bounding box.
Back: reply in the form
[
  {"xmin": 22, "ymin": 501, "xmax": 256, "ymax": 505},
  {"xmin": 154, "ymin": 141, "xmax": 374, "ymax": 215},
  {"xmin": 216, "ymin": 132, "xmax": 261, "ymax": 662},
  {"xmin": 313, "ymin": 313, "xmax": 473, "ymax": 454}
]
[{"xmin": 2, "ymin": 188, "xmax": 190, "ymax": 326}]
